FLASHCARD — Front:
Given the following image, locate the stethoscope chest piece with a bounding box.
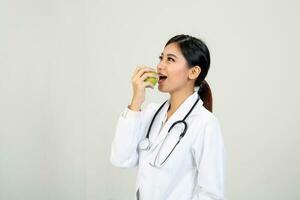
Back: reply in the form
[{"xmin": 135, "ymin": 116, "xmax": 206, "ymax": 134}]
[{"xmin": 138, "ymin": 138, "xmax": 151, "ymax": 151}]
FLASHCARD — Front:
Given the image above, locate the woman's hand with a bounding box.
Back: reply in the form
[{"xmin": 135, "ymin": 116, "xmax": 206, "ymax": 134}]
[{"xmin": 129, "ymin": 66, "xmax": 158, "ymax": 111}]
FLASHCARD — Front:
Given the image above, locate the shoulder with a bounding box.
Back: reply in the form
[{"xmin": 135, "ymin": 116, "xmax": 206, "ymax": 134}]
[
  {"xmin": 199, "ymin": 108, "xmax": 223, "ymax": 141},
  {"xmin": 193, "ymin": 104, "xmax": 221, "ymax": 126},
  {"xmin": 191, "ymin": 107, "xmax": 224, "ymax": 149},
  {"xmin": 189, "ymin": 106, "xmax": 223, "ymax": 144}
]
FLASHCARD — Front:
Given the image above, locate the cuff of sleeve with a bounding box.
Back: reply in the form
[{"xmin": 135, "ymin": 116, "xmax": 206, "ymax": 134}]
[{"xmin": 121, "ymin": 106, "xmax": 141, "ymax": 119}]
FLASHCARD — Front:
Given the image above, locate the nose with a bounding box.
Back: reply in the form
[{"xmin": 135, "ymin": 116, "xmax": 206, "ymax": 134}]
[{"xmin": 156, "ymin": 61, "xmax": 165, "ymax": 71}]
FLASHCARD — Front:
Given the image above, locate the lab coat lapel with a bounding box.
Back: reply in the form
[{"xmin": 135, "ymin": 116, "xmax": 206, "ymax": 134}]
[
  {"xmin": 148, "ymin": 100, "xmax": 170, "ymax": 142},
  {"xmin": 150, "ymin": 91, "xmax": 201, "ymax": 151}
]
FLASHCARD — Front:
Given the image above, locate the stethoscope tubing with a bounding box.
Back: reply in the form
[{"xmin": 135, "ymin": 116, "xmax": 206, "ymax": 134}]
[{"xmin": 140, "ymin": 95, "xmax": 200, "ymax": 167}]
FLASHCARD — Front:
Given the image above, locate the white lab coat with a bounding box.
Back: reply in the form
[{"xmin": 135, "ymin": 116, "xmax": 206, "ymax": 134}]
[{"xmin": 110, "ymin": 91, "xmax": 226, "ymax": 200}]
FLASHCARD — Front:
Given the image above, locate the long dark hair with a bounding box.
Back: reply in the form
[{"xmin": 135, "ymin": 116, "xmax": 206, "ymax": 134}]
[{"xmin": 165, "ymin": 34, "xmax": 213, "ymax": 112}]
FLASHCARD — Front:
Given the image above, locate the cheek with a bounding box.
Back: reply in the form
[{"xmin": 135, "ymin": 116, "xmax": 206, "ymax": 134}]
[{"xmin": 170, "ymin": 69, "xmax": 188, "ymax": 83}]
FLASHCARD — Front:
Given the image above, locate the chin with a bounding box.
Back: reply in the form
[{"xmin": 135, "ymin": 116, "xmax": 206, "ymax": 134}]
[
  {"xmin": 158, "ymin": 86, "xmax": 174, "ymax": 94},
  {"xmin": 158, "ymin": 85, "xmax": 167, "ymax": 92},
  {"xmin": 158, "ymin": 88, "xmax": 167, "ymax": 93}
]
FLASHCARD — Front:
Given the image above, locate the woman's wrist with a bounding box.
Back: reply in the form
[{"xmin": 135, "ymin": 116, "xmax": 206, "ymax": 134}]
[
  {"xmin": 128, "ymin": 99, "xmax": 143, "ymax": 111},
  {"xmin": 128, "ymin": 104, "xmax": 141, "ymax": 111}
]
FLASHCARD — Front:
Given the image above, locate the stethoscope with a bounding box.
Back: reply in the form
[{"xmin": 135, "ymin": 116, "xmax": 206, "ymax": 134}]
[{"xmin": 138, "ymin": 94, "xmax": 200, "ymax": 167}]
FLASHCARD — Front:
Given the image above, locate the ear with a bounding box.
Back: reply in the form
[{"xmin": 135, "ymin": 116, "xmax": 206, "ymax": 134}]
[{"xmin": 188, "ymin": 66, "xmax": 201, "ymax": 80}]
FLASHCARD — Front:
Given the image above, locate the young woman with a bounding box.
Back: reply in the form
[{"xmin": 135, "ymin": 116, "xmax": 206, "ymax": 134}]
[{"xmin": 110, "ymin": 34, "xmax": 226, "ymax": 200}]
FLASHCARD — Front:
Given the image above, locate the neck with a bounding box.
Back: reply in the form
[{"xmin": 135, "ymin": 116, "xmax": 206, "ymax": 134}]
[{"xmin": 168, "ymin": 88, "xmax": 195, "ymax": 114}]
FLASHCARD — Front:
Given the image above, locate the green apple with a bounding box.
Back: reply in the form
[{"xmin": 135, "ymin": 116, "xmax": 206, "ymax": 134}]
[{"xmin": 144, "ymin": 72, "xmax": 158, "ymax": 87}]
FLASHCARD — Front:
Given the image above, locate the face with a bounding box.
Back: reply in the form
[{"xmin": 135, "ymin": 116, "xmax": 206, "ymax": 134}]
[{"xmin": 156, "ymin": 42, "xmax": 197, "ymax": 93}]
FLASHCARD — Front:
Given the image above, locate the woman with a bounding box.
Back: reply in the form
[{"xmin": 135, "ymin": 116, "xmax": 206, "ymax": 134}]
[{"xmin": 110, "ymin": 34, "xmax": 226, "ymax": 200}]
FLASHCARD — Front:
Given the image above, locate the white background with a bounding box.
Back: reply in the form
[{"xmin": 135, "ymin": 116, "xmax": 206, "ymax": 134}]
[{"xmin": 0, "ymin": 0, "xmax": 299, "ymax": 199}]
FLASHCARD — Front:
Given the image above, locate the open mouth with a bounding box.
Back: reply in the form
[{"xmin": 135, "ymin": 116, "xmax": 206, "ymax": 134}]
[
  {"xmin": 158, "ymin": 75, "xmax": 167, "ymax": 84},
  {"xmin": 159, "ymin": 75, "xmax": 167, "ymax": 80}
]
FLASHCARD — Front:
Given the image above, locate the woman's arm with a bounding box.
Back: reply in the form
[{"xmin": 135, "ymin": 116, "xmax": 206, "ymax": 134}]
[
  {"xmin": 110, "ymin": 103, "xmax": 156, "ymax": 168},
  {"xmin": 110, "ymin": 106, "xmax": 142, "ymax": 168},
  {"xmin": 110, "ymin": 66, "xmax": 158, "ymax": 168},
  {"xmin": 191, "ymin": 116, "xmax": 226, "ymax": 200}
]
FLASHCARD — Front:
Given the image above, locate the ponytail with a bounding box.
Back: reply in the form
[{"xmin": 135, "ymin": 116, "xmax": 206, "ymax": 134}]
[{"xmin": 197, "ymin": 80, "xmax": 213, "ymax": 112}]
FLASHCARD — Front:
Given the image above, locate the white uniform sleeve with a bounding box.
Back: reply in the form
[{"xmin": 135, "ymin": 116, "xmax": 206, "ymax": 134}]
[
  {"xmin": 191, "ymin": 116, "xmax": 226, "ymax": 200},
  {"xmin": 110, "ymin": 104, "xmax": 154, "ymax": 169}
]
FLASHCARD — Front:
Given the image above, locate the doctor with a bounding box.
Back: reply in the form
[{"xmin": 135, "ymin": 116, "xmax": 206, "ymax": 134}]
[{"xmin": 110, "ymin": 34, "xmax": 226, "ymax": 200}]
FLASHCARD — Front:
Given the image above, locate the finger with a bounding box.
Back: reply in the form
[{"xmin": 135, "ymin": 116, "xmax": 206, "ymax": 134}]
[
  {"xmin": 136, "ymin": 67, "xmax": 156, "ymax": 78},
  {"xmin": 134, "ymin": 65, "xmax": 151, "ymax": 74},
  {"xmin": 140, "ymin": 72, "xmax": 158, "ymax": 82},
  {"xmin": 134, "ymin": 65, "xmax": 144, "ymax": 75},
  {"xmin": 143, "ymin": 81, "xmax": 154, "ymax": 89},
  {"xmin": 148, "ymin": 72, "xmax": 159, "ymax": 79},
  {"xmin": 132, "ymin": 66, "xmax": 142, "ymax": 79},
  {"xmin": 132, "ymin": 66, "xmax": 157, "ymax": 82}
]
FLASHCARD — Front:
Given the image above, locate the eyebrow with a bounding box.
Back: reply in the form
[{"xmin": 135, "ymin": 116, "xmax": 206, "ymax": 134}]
[{"xmin": 161, "ymin": 53, "xmax": 178, "ymax": 58}]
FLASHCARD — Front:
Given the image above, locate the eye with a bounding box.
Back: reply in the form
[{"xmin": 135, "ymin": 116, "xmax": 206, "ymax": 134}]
[
  {"xmin": 158, "ymin": 55, "xmax": 163, "ymax": 61},
  {"xmin": 167, "ymin": 57, "xmax": 175, "ymax": 62}
]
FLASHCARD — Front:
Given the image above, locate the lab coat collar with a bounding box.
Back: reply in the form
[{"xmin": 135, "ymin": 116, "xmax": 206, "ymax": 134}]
[
  {"xmin": 166, "ymin": 90, "xmax": 203, "ymax": 114},
  {"xmin": 150, "ymin": 90, "xmax": 203, "ymax": 151},
  {"xmin": 164, "ymin": 90, "xmax": 204, "ymax": 122}
]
